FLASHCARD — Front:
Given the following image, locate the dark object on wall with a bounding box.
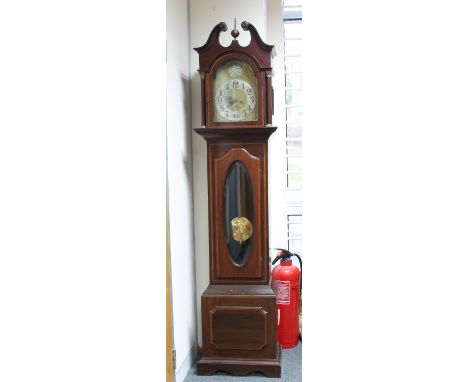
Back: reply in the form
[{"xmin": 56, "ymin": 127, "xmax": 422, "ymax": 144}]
[{"xmin": 194, "ymin": 21, "xmax": 280, "ymax": 378}]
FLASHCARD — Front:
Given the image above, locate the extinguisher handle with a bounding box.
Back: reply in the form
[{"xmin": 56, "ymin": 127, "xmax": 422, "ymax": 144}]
[{"xmin": 272, "ymin": 251, "xmax": 289, "ymax": 265}]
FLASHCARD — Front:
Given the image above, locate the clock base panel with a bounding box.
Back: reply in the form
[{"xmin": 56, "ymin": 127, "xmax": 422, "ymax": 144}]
[{"xmin": 198, "ymin": 284, "xmax": 281, "ymax": 378}]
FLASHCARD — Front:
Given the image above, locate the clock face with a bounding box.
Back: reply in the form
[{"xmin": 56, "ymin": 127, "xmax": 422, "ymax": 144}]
[{"xmin": 213, "ymin": 60, "xmax": 258, "ymax": 122}]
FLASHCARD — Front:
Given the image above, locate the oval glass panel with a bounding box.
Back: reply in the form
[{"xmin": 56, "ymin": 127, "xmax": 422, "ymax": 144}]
[{"xmin": 224, "ymin": 161, "xmax": 254, "ymax": 266}]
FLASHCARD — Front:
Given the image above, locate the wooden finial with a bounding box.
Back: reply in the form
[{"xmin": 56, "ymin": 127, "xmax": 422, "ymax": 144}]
[{"xmin": 231, "ymin": 18, "xmax": 240, "ymax": 39}]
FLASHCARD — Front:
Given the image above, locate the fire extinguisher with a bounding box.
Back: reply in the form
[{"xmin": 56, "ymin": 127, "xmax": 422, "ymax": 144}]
[{"xmin": 271, "ymin": 248, "xmax": 302, "ymax": 349}]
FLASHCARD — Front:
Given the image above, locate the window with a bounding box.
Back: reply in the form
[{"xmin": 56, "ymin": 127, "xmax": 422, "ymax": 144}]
[{"xmin": 283, "ymin": 1, "xmax": 302, "ymax": 256}]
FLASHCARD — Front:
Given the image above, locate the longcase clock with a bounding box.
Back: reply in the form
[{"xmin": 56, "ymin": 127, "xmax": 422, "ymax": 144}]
[{"xmin": 194, "ymin": 21, "xmax": 281, "ymax": 378}]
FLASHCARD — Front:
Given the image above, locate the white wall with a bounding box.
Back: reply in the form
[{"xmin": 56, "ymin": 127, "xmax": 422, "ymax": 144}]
[
  {"xmin": 189, "ymin": 0, "xmax": 285, "ymax": 345},
  {"xmin": 267, "ymin": 1, "xmax": 289, "ymax": 259},
  {"xmin": 167, "ymin": 0, "xmax": 197, "ymax": 379}
]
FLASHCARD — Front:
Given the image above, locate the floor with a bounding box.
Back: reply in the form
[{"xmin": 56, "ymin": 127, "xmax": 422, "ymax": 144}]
[{"xmin": 183, "ymin": 342, "xmax": 302, "ymax": 382}]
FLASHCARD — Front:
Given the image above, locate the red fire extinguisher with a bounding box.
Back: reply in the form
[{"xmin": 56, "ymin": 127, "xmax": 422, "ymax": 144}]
[{"xmin": 271, "ymin": 248, "xmax": 302, "ymax": 349}]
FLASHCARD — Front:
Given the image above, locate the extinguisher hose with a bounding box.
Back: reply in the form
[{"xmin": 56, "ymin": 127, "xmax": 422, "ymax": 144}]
[{"xmin": 292, "ymin": 252, "xmax": 302, "ymax": 296}]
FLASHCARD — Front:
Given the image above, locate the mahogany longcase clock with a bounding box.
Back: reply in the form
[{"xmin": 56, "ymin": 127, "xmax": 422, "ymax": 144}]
[{"xmin": 194, "ymin": 21, "xmax": 281, "ymax": 377}]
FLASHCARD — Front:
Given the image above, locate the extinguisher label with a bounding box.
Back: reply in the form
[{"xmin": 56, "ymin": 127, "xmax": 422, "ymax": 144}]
[{"xmin": 276, "ymin": 280, "xmax": 290, "ymax": 305}]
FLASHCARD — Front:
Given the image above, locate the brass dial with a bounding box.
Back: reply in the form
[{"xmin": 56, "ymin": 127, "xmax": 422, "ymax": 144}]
[{"xmin": 213, "ymin": 60, "xmax": 258, "ymax": 122}]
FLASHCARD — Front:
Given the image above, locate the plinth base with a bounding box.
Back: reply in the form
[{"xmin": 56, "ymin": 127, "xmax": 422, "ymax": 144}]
[{"xmin": 197, "ymin": 343, "xmax": 281, "ymax": 378}]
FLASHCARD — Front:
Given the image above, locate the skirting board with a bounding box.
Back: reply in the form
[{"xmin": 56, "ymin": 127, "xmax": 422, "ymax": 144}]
[{"xmin": 175, "ymin": 341, "xmax": 197, "ymax": 382}]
